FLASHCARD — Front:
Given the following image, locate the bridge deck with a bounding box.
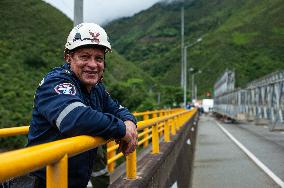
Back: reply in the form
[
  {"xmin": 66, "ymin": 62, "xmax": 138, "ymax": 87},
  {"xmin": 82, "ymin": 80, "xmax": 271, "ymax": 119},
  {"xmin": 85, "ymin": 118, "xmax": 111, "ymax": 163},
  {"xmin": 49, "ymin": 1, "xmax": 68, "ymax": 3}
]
[{"xmin": 191, "ymin": 115, "xmax": 284, "ymax": 188}]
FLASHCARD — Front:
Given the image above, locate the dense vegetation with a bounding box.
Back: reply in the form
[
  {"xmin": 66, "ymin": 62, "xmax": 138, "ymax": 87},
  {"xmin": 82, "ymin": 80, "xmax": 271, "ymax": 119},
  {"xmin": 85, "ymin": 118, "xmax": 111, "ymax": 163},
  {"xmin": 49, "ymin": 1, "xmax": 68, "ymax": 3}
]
[
  {"xmin": 0, "ymin": 0, "xmax": 157, "ymax": 149},
  {"xmin": 106, "ymin": 0, "xmax": 284, "ymax": 95},
  {"xmin": 1, "ymin": 0, "xmax": 283, "ymax": 148}
]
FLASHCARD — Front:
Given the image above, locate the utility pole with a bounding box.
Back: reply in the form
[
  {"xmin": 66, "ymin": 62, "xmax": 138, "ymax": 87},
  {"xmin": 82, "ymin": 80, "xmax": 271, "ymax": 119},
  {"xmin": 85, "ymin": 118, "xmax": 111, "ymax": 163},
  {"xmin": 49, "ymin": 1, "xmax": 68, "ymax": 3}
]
[
  {"xmin": 183, "ymin": 38, "xmax": 202, "ymax": 107},
  {"xmin": 74, "ymin": 0, "xmax": 84, "ymax": 26},
  {"xmin": 192, "ymin": 73, "xmax": 195, "ymax": 100},
  {"xmin": 180, "ymin": 5, "xmax": 184, "ymax": 87},
  {"xmin": 183, "ymin": 45, "xmax": 188, "ymax": 107}
]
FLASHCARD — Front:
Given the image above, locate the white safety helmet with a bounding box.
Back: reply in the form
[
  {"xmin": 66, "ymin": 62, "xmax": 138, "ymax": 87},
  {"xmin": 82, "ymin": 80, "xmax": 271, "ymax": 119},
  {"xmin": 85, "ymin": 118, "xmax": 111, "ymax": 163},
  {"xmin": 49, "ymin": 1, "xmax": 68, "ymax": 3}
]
[{"xmin": 65, "ymin": 23, "xmax": 111, "ymax": 52}]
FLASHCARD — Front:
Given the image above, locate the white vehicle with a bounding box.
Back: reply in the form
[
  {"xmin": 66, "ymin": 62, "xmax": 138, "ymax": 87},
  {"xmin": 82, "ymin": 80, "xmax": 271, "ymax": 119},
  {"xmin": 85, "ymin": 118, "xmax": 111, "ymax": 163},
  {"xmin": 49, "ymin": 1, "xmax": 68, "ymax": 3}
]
[{"xmin": 202, "ymin": 99, "xmax": 214, "ymax": 113}]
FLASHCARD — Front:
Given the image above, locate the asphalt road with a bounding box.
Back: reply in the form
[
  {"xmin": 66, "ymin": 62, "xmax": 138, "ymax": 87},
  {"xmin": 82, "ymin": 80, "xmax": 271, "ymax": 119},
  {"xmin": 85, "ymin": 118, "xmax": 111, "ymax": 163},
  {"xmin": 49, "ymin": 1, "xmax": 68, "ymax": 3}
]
[{"xmin": 191, "ymin": 115, "xmax": 284, "ymax": 188}]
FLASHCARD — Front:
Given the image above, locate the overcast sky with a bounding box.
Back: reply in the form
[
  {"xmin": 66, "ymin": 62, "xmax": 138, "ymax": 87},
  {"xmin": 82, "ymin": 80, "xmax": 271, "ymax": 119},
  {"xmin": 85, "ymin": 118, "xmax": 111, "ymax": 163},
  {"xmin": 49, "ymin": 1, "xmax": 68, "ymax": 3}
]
[{"xmin": 43, "ymin": 0, "xmax": 163, "ymax": 25}]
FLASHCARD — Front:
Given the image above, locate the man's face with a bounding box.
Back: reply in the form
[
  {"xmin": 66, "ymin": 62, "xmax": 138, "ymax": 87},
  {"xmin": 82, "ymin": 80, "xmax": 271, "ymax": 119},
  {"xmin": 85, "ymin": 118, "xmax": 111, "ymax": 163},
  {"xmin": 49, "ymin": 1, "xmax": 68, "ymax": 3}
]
[{"xmin": 69, "ymin": 47, "xmax": 105, "ymax": 90}]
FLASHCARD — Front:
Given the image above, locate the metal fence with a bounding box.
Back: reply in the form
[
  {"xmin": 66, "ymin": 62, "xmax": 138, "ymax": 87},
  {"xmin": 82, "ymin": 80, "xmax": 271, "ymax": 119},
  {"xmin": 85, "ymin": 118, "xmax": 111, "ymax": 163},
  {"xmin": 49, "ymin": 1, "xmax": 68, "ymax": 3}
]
[{"xmin": 214, "ymin": 70, "xmax": 284, "ymax": 131}]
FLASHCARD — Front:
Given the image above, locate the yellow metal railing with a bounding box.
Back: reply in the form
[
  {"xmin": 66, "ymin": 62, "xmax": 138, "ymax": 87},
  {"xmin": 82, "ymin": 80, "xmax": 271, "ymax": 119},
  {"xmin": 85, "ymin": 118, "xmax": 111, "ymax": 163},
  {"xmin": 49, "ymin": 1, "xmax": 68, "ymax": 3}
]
[
  {"xmin": 0, "ymin": 108, "xmax": 197, "ymax": 187},
  {"xmin": 106, "ymin": 109, "xmax": 196, "ymax": 173},
  {"xmin": 133, "ymin": 108, "xmax": 183, "ymax": 120},
  {"xmin": 0, "ymin": 126, "xmax": 29, "ymax": 137},
  {"xmin": 0, "ymin": 135, "xmax": 106, "ymax": 187},
  {"xmin": 0, "ymin": 109, "xmax": 182, "ymax": 138}
]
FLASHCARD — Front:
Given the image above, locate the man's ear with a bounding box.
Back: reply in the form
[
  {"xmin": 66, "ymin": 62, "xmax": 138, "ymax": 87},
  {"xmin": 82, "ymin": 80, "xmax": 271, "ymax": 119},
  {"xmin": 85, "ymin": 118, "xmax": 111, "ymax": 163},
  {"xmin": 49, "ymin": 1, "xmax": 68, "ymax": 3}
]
[{"xmin": 64, "ymin": 53, "xmax": 72, "ymax": 63}]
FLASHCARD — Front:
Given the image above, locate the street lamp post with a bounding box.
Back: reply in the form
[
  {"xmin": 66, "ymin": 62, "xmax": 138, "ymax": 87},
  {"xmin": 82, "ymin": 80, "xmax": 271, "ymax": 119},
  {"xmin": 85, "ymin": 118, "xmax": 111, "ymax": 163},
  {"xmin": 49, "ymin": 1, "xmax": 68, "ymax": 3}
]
[
  {"xmin": 74, "ymin": 0, "xmax": 84, "ymax": 26},
  {"xmin": 180, "ymin": 5, "xmax": 184, "ymax": 87},
  {"xmin": 190, "ymin": 68, "xmax": 195, "ymax": 101},
  {"xmin": 190, "ymin": 69, "xmax": 202, "ymax": 101},
  {"xmin": 183, "ymin": 38, "xmax": 202, "ymax": 107}
]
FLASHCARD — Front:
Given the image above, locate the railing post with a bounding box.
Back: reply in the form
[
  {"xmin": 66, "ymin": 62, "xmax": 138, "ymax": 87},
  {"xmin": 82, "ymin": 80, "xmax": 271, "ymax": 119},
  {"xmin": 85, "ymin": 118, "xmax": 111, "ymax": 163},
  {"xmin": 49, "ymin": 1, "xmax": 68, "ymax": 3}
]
[
  {"xmin": 143, "ymin": 114, "xmax": 149, "ymax": 148},
  {"xmin": 152, "ymin": 112, "xmax": 157, "ymax": 119},
  {"xmin": 180, "ymin": 114, "xmax": 184, "ymax": 129},
  {"xmin": 126, "ymin": 150, "xmax": 137, "ymax": 179},
  {"xmin": 107, "ymin": 141, "xmax": 116, "ymax": 173},
  {"xmin": 46, "ymin": 154, "xmax": 68, "ymax": 188},
  {"xmin": 171, "ymin": 117, "xmax": 177, "ymax": 135},
  {"xmin": 180, "ymin": 114, "xmax": 183, "ymax": 129},
  {"xmin": 152, "ymin": 123, "xmax": 160, "ymax": 154},
  {"xmin": 164, "ymin": 120, "xmax": 170, "ymax": 142},
  {"xmin": 178, "ymin": 114, "xmax": 182, "ymax": 130},
  {"xmin": 159, "ymin": 112, "xmax": 164, "ymax": 137}
]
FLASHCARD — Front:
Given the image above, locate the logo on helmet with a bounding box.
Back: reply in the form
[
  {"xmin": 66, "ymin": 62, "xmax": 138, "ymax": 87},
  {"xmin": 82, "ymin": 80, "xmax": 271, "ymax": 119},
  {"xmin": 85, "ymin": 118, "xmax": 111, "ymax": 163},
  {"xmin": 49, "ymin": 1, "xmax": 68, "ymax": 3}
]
[
  {"xmin": 73, "ymin": 31, "xmax": 100, "ymax": 44},
  {"xmin": 89, "ymin": 31, "xmax": 100, "ymax": 43}
]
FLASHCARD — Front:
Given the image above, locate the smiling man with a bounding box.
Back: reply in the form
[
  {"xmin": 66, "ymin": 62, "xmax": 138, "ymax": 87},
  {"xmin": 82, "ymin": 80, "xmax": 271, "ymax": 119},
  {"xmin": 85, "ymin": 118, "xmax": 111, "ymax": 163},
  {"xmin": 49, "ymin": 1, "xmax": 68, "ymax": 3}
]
[{"xmin": 25, "ymin": 23, "xmax": 138, "ymax": 188}]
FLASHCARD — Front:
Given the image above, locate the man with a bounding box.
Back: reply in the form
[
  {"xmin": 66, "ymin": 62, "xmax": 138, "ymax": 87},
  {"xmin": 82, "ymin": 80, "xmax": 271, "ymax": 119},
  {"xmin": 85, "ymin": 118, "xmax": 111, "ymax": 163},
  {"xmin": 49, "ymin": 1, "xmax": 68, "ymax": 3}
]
[{"xmin": 26, "ymin": 23, "xmax": 138, "ymax": 188}]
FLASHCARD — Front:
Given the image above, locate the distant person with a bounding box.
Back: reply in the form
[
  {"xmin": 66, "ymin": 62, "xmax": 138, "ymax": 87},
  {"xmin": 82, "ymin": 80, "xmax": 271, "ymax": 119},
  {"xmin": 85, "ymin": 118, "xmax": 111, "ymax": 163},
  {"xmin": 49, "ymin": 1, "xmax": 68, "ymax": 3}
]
[
  {"xmin": 198, "ymin": 106, "xmax": 204, "ymax": 115},
  {"xmin": 186, "ymin": 102, "xmax": 192, "ymax": 109},
  {"xmin": 8, "ymin": 23, "xmax": 138, "ymax": 188}
]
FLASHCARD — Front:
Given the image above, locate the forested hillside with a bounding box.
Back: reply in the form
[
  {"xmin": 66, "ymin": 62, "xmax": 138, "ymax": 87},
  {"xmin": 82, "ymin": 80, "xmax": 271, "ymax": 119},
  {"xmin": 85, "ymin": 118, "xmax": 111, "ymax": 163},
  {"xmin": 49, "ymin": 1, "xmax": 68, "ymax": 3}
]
[
  {"xmin": 106, "ymin": 0, "xmax": 284, "ymax": 95},
  {"xmin": 1, "ymin": 0, "xmax": 283, "ymax": 148},
  {"xmin": 0, "ymin": 0, "xmax": 153, "ymax": 148}
]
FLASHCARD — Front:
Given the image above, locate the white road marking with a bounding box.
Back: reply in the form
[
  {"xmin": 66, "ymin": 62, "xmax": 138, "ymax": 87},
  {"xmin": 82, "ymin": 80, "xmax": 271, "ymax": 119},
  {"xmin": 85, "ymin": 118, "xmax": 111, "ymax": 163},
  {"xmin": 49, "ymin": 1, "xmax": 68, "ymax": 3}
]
[
  {"xmin": 170, "ymin": 181, "xmax": 178, "ymax": 188},
  {"xmin": 186, "ymin": 139, "xmax": 191, "ymax": 145},
  {"xmin": 215, "ymin": 121, "xmax": 284, "ymax": 188},
  {"xmin": 263, "ymin": 126, "xmax": 268, "ymax": 129}
]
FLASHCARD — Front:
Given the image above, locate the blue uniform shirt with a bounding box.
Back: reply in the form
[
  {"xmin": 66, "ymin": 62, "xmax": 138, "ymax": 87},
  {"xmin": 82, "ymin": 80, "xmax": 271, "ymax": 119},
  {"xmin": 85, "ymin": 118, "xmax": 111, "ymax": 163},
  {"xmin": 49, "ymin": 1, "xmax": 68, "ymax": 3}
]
[{"xmin": 27, "ymin": 63, "xmax": 136, "ymax": 188}]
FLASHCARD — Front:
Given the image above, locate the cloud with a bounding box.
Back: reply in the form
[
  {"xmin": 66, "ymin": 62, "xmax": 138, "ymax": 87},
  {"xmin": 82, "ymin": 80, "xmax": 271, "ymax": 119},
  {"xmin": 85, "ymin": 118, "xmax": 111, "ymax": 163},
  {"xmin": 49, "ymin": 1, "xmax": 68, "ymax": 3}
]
[
  {"xmin": 43, "ymin": 0, "xmax": 74, "ymax": 19},
  {"xmin": 43, "ymin": 0, "xmax": 163, "ymax": 25}
]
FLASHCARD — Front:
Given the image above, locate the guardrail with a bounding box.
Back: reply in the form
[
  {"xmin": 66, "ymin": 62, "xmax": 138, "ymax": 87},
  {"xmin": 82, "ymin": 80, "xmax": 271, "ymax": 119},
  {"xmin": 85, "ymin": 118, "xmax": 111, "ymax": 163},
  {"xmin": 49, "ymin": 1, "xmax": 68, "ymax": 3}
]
[
  {"xmin": 133, "ymin": 108, "xmax": 182, "ymax": 119},
  {"xmin": 0, "ymin": 109, "xmax": 182, "ymax": 138},
  {"xmin": 0, "ymin": 108, "xmax": 183, "ymax": 173},
  {"xmin": 0, "ymin": 108, "xmax": 197, "ymax": 187},
  {"xmin": 0, "ymin": 126, "xmax": 29, "ymax": 138}
]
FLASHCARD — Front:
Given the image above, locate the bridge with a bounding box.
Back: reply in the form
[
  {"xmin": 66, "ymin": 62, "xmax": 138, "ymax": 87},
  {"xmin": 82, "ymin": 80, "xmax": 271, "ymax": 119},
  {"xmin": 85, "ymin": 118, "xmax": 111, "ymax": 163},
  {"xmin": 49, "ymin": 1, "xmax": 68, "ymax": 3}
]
[{"xmin": 0, "ymin": 70, "xmax": 284, "ymax": 188}]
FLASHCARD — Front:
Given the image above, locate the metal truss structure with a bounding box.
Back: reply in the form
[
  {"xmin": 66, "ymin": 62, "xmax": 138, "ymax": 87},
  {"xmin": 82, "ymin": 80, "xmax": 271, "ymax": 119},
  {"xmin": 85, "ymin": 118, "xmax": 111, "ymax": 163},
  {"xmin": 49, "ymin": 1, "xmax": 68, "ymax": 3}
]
[{"xmin": 214, "ymin": 70, "xmax": 284, "ymax": 131}]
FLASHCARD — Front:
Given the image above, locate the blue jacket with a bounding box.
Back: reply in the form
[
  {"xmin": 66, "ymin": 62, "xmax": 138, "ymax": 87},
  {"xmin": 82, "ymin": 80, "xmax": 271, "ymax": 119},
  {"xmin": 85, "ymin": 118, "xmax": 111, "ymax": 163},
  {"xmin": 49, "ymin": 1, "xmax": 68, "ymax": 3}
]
[{"xmin": 27, "ymin": 63, "xmax": 136, "ymax": 188}]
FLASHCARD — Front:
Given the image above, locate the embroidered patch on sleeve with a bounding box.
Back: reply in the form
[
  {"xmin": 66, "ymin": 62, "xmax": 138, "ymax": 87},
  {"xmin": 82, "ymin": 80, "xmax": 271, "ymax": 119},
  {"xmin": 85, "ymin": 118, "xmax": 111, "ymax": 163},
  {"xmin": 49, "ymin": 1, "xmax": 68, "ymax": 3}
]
[{"xmin": 54, "ymin": 83, "xmax": 76, "ymax": 95}]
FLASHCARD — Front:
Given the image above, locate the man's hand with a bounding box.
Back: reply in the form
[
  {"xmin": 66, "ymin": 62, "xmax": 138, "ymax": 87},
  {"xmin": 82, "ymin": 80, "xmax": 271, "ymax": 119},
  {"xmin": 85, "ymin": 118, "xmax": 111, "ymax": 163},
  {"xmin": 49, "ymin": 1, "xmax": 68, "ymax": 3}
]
[
  {"xmin": 119, "ymin": 121, "xmax": 138, "ymax": 156},
  {"xmin": 124, "ymin": 120, "xmax": 137, "ymax": 138}
]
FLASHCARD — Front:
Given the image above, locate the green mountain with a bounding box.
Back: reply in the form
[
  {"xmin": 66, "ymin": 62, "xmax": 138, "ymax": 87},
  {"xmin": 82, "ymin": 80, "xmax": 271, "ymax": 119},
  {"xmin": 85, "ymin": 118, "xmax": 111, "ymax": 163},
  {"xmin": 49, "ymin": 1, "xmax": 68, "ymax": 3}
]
[
  {"xmin": 0, "ymin": 0, "xmax": 153, "ymax": 148},
  {"xmin": 1, "ymin": 0, "xmax": 283, "ymax": 148},
  {"xmin": 105, "ymin": 0, "xmax": 284, "ymax": 95}
]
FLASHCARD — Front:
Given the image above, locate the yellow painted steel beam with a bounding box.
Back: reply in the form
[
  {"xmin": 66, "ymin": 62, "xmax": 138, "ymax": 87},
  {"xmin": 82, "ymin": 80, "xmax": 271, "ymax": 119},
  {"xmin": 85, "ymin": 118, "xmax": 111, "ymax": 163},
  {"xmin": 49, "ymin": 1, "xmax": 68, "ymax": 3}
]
[
  {"xmin": 46, "ymin": 154, "xmax": 68, "ymax": 188},
  {"xmin": 0, "ymin": 109, "xmax": 186, "ymax": 139},
  {"xmin": 152, "ymin": 123, "xmax": 159, "ymax": 154},
  {"xmin": 164, "ymin": 119, "xmax": 170, "ymax": 142},
  {"xmin": 143, "ymin": 114, "xmax": 149, "ymax": 148},
  {"xmin": 107, "ymin": 152, "xmax": 124, "ymax": 164},
  {"xmin": 138, "ymin": 135, "xmax": 152, "ymax": 146},
  {"xmin": 107, "ymin": 142, "xmax": 119, "ymax": 152},
  {"xmin": 138, "ymin": 128, "xmax": 152, "ymax": 138},
  {"xmin": 0, "ymin": 108, "xmax": 197, "ymax": 184},
  {"xmin": 133, "ymin": 108, "xmax": 179, "ymax": 117},
  {"xmin": 0, "ymin": 126, "xmax": 29, "ymax": 137},
  {"xmin": 107, "ymin": 141, "xmax": 116, "ymax": 173},
  {"xmin": 126, "ymin": 151, "xmax": 137, "ymax": 179},
  {"xmin": 0, "ymin": 135, "xmax": 106, "ymax": 182}
]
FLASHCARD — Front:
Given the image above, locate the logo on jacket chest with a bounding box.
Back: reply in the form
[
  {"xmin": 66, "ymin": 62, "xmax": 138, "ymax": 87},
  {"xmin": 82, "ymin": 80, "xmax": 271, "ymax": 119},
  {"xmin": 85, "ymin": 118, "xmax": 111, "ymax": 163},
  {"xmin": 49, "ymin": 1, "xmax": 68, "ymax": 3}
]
[{"xmin": 54, "ymin": 83, "xmax": 76, "ymax": 95}]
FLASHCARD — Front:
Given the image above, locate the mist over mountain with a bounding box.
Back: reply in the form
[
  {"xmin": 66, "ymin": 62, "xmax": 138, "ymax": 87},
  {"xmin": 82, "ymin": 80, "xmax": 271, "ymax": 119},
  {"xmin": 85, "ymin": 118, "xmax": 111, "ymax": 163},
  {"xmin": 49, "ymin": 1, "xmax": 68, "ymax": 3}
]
[{"xmin": 106, "ymin": 0, "xmax": 284, "ymax": 93}]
